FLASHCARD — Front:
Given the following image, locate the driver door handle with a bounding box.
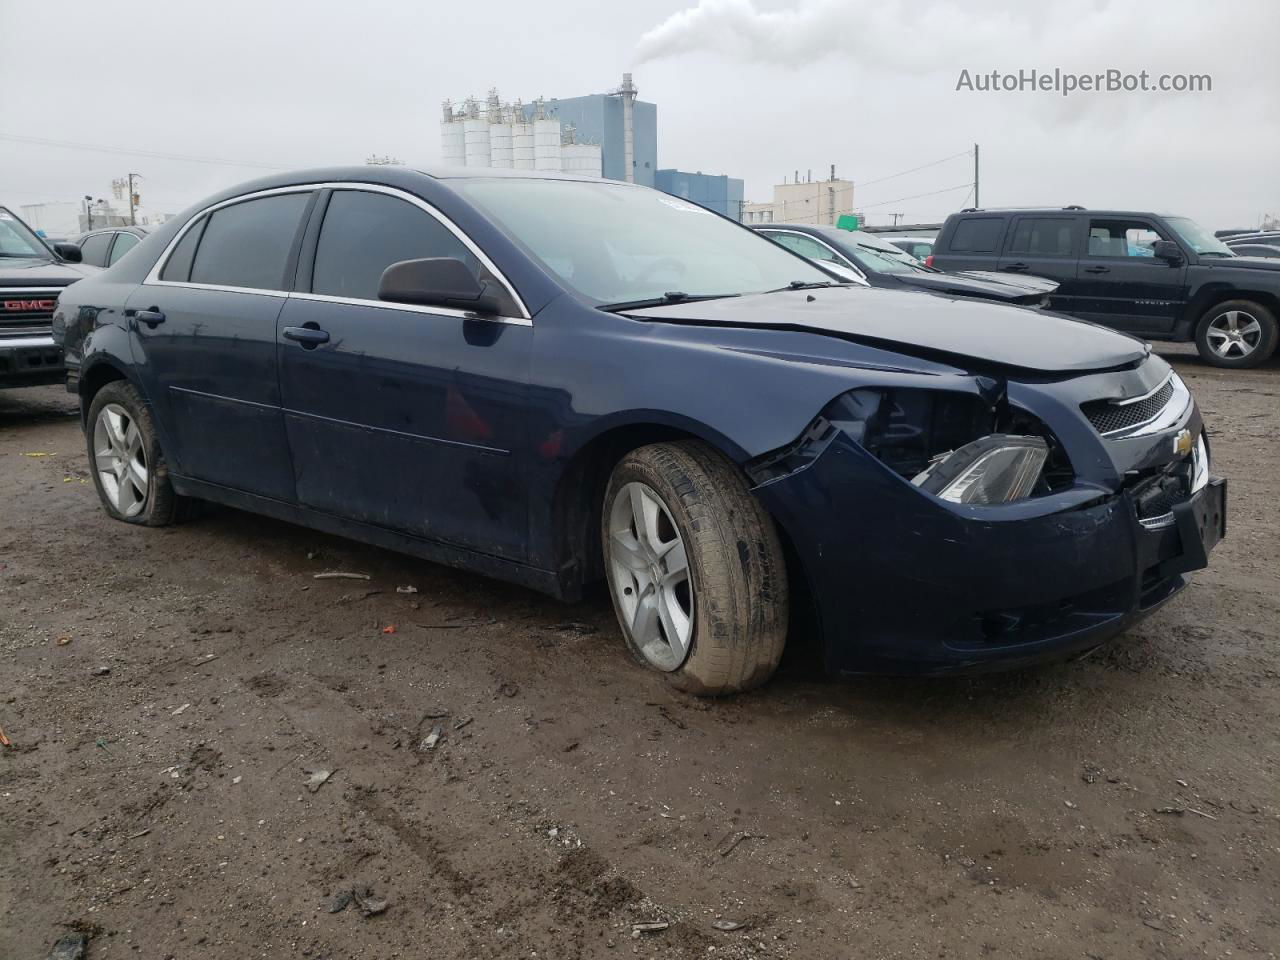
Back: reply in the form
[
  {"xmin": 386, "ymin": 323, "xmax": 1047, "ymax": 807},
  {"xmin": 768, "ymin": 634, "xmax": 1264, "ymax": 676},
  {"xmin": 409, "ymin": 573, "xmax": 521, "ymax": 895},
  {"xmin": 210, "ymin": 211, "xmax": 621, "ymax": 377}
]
[
  {"xmin": 126, "ymin": 308, "xmax": 165, "ymax": 326},
  {"xmin": 1084, "ymin": 266, "xmax": 1111, "ymax": 274},
  {"xmin": 282, "ymin": 325, "xmax": 330, "ymax": 346},
  {"xmin": 1003, "ymin": 263, "xmax": 1028, "ymax": 272}
]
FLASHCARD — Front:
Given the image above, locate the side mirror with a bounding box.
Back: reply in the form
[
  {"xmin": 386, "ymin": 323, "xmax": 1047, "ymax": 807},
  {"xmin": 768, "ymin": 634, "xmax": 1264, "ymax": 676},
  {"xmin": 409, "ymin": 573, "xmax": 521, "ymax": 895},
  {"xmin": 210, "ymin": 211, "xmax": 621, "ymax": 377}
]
[
  {"xmin": 1152, "ymin": 239, "xmax": 1183, "ymax": 264},
  {"xmin": 53, "ymin": 242, "xmax": 83, "ymax": 263},
  {"xmin": 377, "ymin": 257, "xmax": 500, "ymax": 314}
]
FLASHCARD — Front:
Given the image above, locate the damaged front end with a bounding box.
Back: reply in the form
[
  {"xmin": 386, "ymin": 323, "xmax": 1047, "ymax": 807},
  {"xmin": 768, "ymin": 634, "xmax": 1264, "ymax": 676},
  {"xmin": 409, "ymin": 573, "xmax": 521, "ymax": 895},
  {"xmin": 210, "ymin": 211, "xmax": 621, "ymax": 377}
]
[{"xmin": 745, "ymin": 362, "xmax": 1226, "ymax": 675}]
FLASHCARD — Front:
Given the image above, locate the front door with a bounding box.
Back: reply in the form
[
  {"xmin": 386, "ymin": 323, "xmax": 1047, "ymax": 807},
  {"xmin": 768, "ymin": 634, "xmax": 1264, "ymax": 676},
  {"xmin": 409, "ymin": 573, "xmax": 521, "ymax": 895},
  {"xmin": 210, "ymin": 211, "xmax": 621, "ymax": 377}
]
[
  {"xmin": 1073, "ymin": 217, "xmax": 1188, "ymax": 334},
  {"xmin": 277, "ymin": 187, "xmax": 533, "ymax": 560},
  {"xmin": 131, "ymin": 190, "xmax": 314, "ymax": 501}
]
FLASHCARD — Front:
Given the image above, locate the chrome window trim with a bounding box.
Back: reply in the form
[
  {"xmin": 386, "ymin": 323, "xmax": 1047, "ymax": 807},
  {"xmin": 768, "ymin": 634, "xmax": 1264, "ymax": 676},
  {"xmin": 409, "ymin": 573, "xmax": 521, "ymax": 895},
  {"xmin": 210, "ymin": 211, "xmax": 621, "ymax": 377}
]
[
  {"xmin": 758, "ymin": 227, "xmax": 869, "ymax": 283},
  {"xmin": 141, "ymin": 181, "xmax": 532, "ymax": 325}
]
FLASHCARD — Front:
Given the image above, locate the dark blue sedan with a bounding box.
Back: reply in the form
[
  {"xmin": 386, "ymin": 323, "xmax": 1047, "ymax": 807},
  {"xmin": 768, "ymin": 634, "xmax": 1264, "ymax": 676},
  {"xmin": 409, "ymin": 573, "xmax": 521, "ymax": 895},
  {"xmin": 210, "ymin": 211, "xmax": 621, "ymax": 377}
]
[{"xmin": 53, "ymin": 167, "xmax": 1225, "ymax": 693}]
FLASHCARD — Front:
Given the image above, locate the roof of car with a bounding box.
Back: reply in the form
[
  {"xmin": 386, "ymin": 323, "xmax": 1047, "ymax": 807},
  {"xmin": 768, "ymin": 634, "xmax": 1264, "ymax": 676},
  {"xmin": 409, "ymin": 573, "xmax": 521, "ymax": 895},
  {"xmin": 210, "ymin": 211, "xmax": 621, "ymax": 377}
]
[{"xmin": 951, "ymin": 207, "xmax": 1180, "ymax": 219}]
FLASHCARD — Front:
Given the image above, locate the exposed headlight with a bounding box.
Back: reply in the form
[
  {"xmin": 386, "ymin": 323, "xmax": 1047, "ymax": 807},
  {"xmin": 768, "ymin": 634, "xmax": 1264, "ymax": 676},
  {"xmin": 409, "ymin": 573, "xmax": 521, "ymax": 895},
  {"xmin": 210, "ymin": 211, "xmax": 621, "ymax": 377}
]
[{"xmin": 912, "ymin": 434, "xmax": 1048, "ymax": 504}]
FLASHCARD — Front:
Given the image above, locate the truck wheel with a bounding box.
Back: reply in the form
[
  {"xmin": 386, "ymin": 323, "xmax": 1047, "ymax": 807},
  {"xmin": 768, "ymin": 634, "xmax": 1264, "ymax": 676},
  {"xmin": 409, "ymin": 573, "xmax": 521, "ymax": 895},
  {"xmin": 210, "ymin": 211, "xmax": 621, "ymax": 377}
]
[
  {"xmin": 1194, "ymin": 300, "xmax": 1279, "ymax": 368},
  {"xmin": 601, "ymin": 440, "xmax": 788, "ymax": 696},
  {"xmin": 86, "ymin": 380, "xmax": 189, "ymax": 526}
]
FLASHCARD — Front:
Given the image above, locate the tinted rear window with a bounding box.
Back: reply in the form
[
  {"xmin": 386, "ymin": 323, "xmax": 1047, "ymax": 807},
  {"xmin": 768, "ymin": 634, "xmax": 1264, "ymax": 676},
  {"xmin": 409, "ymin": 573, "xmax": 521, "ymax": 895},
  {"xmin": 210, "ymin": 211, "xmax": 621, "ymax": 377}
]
[
  {"xmin": 161, "ymin": 220, "xmax": 205, "ymax": 282},
  {"xmin": 189, "ymin": 192, "xmax": 311, "ymax": 290},
  {"xmin": 79, "ymin": 233, "xmax": 113, "ymax": 267},
  {"xmin": 1008, "ymin": 218, "xmax": 1075, "ymax": 257},
  {"xmin": 948, "ymin": 217, "xmax": 1004, "ymax": 253}
]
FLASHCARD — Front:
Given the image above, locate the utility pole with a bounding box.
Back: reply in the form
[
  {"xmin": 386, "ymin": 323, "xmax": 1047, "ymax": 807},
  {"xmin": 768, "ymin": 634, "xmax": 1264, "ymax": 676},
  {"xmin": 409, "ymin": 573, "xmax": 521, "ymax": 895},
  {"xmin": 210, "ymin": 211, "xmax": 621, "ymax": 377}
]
[
  {"xmin": 891, "ymin": 213, "xmax": 903, "ymax": 226},
  {"xmin": 127, "ymin": 173, "xmax": 141, "ymax": 225},
  {"xmin": 973, "ymin": 143, "xmax": 980, "ymax": 208}
]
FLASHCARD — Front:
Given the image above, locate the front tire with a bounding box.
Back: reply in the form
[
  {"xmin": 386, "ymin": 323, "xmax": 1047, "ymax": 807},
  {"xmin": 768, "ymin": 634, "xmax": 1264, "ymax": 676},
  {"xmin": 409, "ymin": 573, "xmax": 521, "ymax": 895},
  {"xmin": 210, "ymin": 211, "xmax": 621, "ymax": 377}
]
[
  {"xmin": 602, "ymin": 440, "xmax": 788, "ymax": 696},
  {"xmin": 1194, "ymin": 300, "xmax": 1279, "ymax": 368},
  {"xmin": 86, "ymin": 380, "xmax": 187, "ymax": 526}
]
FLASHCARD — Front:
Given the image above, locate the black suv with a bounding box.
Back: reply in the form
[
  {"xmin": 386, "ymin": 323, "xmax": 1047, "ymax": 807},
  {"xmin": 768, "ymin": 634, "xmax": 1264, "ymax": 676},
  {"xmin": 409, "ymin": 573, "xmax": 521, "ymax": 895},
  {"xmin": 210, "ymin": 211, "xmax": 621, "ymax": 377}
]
[
  {"xmin": 931, "ymin": 207, "xmax": 1280, "ymax": 368},
  {"xmin": 1, "ymin": 206, "xmax": 97, "ymax": 388}
]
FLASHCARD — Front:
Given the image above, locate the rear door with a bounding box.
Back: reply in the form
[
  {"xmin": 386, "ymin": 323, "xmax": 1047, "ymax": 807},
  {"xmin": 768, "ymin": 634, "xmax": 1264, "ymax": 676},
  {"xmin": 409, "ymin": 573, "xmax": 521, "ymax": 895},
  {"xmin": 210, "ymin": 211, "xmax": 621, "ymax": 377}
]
[
  {"xmin": 130, "ymin": 189, "xmax": 314, "ymax": 501},
  {"xmin": 1073, "ymin": 217, "xmax": 1188, "ymax": 334},
  {"xmin": 277, "ymin": 186, "xmax": 533, "ymax": 560},
  {"xmin": 997, "ymin": 215, "xmax": 1081, "ymax": 312},
  {"xmin": 931, "ymin": 215, "xmax": 1007, "ymax": 272}
]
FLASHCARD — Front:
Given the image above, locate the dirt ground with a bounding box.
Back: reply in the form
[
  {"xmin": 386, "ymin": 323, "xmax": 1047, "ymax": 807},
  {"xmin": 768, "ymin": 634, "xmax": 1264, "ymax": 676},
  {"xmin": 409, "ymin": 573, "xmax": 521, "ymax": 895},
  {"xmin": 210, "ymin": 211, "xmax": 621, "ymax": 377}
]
[{"xmin": 1, "ymin": 343, "xmax": 1277, "ymax": 960}]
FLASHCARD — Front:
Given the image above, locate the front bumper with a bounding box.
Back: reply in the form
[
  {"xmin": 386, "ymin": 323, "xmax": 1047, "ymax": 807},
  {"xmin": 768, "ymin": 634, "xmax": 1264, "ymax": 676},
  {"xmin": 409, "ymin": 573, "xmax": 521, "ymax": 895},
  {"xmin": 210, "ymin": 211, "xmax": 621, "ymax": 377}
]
[
  {"xmin": 755, "ymin": 433, "xmax": 1226, "ymax": 676},
  {"xmin": 0, "ymin": 335, "xmax": 65, "ymax": 388}
]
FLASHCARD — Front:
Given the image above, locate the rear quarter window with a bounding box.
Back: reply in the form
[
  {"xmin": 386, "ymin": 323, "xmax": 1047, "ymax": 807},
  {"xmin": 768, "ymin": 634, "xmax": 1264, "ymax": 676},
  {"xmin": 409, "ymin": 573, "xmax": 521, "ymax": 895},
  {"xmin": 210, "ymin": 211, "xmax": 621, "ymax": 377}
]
[{"xmin": 947, "ymin": 217, "xmax": 1004, "ymax": 254}]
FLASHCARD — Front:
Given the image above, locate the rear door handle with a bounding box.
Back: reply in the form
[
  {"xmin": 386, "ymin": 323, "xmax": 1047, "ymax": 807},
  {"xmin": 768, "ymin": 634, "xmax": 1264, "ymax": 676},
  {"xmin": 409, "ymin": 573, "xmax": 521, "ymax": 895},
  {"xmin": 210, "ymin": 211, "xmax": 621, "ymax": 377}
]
[
  {"xmin": 126, "ymin": 308, "xmax": 165, "ymax": 326},
  {"xmin": 282, "ymin": 325, "xmax": 330, "ymax": 347},
  {"xmin": 1084, "ymin": 266, "xmax": 1110, "ymax": 274},
  {"xmin": 1003, "ymin": 263, "xmax": 1028, "ymax": 272}
]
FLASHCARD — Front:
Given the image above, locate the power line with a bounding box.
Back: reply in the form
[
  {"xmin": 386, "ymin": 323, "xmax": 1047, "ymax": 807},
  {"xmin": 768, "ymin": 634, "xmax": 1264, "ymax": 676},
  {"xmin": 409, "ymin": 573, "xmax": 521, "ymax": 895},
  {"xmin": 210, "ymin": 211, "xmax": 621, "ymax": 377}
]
[
  {"xmin": 0, "ymin": 132, "xmax": 288, "ymax": 170},
  {"xmin": 857, "ymin": 183, "xmax": 973, "ymax": 211},
  {"xmin": 855, "ymin": 149, "xmax": 973, "ymax": 190}
]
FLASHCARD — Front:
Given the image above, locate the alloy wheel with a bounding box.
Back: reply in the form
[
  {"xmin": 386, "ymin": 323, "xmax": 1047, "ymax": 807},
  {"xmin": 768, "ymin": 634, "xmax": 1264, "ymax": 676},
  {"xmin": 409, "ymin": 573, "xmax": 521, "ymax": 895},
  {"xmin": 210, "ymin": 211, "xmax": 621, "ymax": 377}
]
[
  {"xmin": 606, "ymin": 481, "xmax": 694, "ymax": 671},
  {"xmin": 1205, "ymin": 309, "xmax": 1262, "ymax": 359},
  {"xmin": 93, "ymin": 403, "xmax": 149, "ymax": 517}
]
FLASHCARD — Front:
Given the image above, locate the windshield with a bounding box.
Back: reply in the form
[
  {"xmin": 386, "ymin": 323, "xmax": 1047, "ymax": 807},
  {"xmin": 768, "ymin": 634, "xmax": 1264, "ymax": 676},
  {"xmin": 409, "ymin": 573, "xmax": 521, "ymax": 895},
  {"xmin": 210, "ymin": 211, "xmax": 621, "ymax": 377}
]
[
  {"xmin": 1165, "ymin": 216, "xmax": 1235, "ymax": 257},
  {"xmin": 453, "ymin": 179, "xmax": 833, "ymax": 304},
  {"xmin": 837, "ymin": 233, "xmax": 928, "ymax": 275},
  {"xmin": 0, "ymin": 207, "xmax": 53, "ymax": 259}
]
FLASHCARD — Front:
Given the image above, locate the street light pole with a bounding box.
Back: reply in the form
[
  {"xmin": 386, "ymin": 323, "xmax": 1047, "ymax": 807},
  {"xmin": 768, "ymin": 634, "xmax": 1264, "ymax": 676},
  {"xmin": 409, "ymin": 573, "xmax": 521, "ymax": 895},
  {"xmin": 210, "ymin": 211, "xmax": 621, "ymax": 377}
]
[{"xmin": 973, "ymin": 143, "xmax": 980, "ymax": 208}]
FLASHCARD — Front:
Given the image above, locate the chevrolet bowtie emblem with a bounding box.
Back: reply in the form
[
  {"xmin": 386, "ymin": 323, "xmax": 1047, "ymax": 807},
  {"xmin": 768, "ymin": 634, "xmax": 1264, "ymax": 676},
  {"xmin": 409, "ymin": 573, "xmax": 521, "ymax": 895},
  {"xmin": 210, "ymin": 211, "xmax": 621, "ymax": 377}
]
[{"xmin": 1172, "ymin": 428, "xmax": 1194, "ymax": 456}]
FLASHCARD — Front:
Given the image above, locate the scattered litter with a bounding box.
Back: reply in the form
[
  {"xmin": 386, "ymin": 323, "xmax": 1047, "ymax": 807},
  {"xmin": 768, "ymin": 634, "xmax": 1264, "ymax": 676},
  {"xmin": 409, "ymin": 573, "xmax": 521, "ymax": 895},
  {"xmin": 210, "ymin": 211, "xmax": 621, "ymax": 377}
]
[
  {"xmin": 329, "ymin": 886, "xmax": 389, "ymax": 917},
  {"xmin": 92, "ymin": 666, "xmax": 111, "ymax": 677},
  {"xmin": 396, "ymin": 585, "xmax": 419, "ymax": 594},
  {"xmin": 22, "ymin": 451, "xmax": 56, "ymax": 458},
  {"xmin": 171, "ymin": 703, "xmax": 190, "ymax": 716},
  {"xmin": 1064, "ymin": 800, "xmax": 1078, "ymax": 809},
  {"xmin": 420, "ymin": 725, "xmax": 444, "ymax": 751},
  {"xmin": 313, "ymin": 571, "xmax": 371, "ymax": 581},
  {"xmin": 453, "ymin": 716, "xmax": 473, "ymax": 731},
  {"xmin": 1187, "ymin": 807, "xmax": 1218, "ymax": 821},
  {"xmin": 95, "ymin": 738, "xmax": 113, "ymax": 755},
  {"xmin": 497, "ymin": 681, "xmax": 519, "ymax": 698},
  {"xmin": 1154, "ymin": 806, "xmax": 1185, "ymax": 816},
  {"xmin": 0, "ymin": 725, "xmax": 10, "ymax": 749},
  {"xmin": 712, "ymin": 919, "xmax": 748, "ymax": 932},
  {"xmin": 381, "ymin": 624, "xmax": 397, "ymax": 634},
  {"xmin": 1175, "ymin": 778, "xmax": 1189, "ymax": 788},
  {"xmin": 47, "ymin": 932, "xmax": 88, "ymax": 960},
  {"xmin": 1081, "ymin": 763, "xmax": 1103, "ymax": 784},
  {"xmin": 56, "ymin": 636, "xmax": 72, "ymax": 646},
  {"xmin": 232, "ymin": 775, "xmax": 243, "ymax": 785},
  {"xmin": 191, "ymin": 653, "xmax": 219, "ymax": 666},
  {"xmin": 126, "ymin": 828, "xmax": 151, "ymax": 840},
  {"xmin": 305, "ymin": 769, "xmax": 334, "ymax": 793},
  {"xmin": 717, "ymin": 830, "xmax": 765, "ymax": 858},
  {"xmin": 632, "ymin": 922, "xmax": 669, "ymax": 935}
]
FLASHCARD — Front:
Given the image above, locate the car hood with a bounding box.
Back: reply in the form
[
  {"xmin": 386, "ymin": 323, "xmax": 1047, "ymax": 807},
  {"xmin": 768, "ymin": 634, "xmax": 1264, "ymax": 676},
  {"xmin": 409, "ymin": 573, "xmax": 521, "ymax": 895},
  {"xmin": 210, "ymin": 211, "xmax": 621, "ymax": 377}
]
[
  {"xmin": 890, "ymin": 270, "xmax": 1054, "ymax": 305},
  {"xmin": 625, "ymin": 286, "xmax": 1148, "ymax": 374},
  {"xmin": 1211, "ymin": 255, "xmax": 1280, "ymax": 272},
  {"xmin": 0, "ymin": 257, "xmax": 100, "ymax": 286},
  {"xmin": 955, "ymin": 270, "xmax": 1060, "ymax": 296}
]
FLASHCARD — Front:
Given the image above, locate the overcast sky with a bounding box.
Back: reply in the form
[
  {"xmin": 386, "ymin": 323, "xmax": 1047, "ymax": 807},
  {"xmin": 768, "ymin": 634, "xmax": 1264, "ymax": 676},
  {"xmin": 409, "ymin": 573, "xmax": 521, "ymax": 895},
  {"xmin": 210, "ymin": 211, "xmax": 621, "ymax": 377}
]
[{"xmin": 1, "ymin": 0, "xmax": 1276, "ymax": 228}]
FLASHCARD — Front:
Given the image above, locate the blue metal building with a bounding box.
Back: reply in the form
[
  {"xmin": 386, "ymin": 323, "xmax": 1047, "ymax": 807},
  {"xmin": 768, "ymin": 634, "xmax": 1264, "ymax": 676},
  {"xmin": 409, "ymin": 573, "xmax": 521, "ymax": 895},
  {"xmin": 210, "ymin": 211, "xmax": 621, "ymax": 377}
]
[
  {"xmin": 531, "ymin": 94, "xmax": 658, "ymax": 187},
  {"xmin": 654, "ymin": 169, "xmax": 745, "ymax": 221}
]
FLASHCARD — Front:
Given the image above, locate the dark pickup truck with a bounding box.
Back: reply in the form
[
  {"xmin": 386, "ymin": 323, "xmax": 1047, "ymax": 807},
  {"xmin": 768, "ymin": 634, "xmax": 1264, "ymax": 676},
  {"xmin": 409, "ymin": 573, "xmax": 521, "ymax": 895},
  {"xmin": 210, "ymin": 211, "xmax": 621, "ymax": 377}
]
[
  {"xmin": 930, "ymin": 207, "xmax": 1280, "ymax": 368},
  {"xmin": 1, "ymin": 206, "xmax": 97, "ymax": 387}
]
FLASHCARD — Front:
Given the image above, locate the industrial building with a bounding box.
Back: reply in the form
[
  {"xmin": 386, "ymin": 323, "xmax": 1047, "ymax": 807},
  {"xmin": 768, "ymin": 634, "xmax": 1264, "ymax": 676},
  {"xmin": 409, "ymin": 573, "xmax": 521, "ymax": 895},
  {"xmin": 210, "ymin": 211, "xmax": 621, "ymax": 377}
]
[
  {"xmin": 440, "ymin": 74, "xmax": 655, "ymax": 185},
  {"xmin": 654, "ymin": 170, "xmax": 744, "ymax": 220},
  {"xmin": 742, "ymin": 170, "xmax": 856, "ymax": 225}
]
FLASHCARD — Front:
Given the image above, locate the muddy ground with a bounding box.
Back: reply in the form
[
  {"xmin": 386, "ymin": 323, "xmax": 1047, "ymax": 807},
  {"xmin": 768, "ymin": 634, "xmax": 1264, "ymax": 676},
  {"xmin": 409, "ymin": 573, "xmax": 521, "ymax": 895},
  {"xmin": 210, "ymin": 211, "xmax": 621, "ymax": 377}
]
[{"xmin": 1, "ymin": 343, "xmax": 1277, "ymax": 960}]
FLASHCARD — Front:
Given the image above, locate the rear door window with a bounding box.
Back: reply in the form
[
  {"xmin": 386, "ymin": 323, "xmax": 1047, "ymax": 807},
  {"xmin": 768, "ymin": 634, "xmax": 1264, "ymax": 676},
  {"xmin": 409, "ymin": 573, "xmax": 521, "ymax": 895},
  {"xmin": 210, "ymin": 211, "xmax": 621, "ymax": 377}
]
[
  {"xmin": 188, "ymin": 192, "xmax": 312, "ymax": 290},
  {"xmin": 160, "ymin": 220, "xmax": 205, "ymax": 282},
  {"xmin": 79, "ymin": 233, "xmax": 113, "ymax": 267},
  {"xmin": 948, "ymin": 217, "xmax": 1004, "ymax": 253},
  {"xmin": 764, "ymin": 231, "xmax": 851, "ymax": 269},
  {"xmin": 309, "ymin": 189, "xmax": 489, "ymax": 303},
  {"xmin": 108, "ymin": 231, "xmax": 140, "ymax": 265},
  {"xmin": 1007, "ymin": 218, "xmax": 1076, "ymax": 257}
]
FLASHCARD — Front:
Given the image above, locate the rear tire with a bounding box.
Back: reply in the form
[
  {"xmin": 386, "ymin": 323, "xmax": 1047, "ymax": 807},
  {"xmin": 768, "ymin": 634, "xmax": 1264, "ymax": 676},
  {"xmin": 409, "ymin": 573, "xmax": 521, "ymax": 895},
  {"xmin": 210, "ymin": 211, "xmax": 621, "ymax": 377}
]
[
  {"xmin": 85, "ymin": 380, "xmax": 191, "ymax": 526},
  {"xmin": 601, "ymin": 440, "xmax": 788, "ymax": 696},
  {"xmin": 1194, "ymin": 299, "xmax": 1279, "ymax": 368}
]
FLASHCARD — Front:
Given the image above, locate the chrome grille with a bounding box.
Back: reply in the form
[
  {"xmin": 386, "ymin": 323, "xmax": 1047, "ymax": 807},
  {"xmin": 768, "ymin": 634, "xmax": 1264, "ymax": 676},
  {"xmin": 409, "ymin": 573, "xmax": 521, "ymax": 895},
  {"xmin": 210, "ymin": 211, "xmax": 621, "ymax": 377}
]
[
  {"xmin": 1081, "ymin": 377, "xmax": 1176, "ymax": 436},
  {"xmin": 0, "ymin": 289, "xmax": 60, "ymax": 338}
]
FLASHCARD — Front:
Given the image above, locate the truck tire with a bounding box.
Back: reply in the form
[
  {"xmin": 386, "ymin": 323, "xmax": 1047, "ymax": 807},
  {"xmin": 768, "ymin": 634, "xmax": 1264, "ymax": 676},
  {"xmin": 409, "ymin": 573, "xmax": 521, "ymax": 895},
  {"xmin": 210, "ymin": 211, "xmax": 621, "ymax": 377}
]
[
  {"xmin": 86, "ymin": 380, "xmax": 192, "ymax": 526},
  {"xmin": 601, "ymin": 440, "xmax": 788, "ymax": 696},
  {"xmin": 1194, "ymin": 300, "xmax": 1279, "ymax": 368}
]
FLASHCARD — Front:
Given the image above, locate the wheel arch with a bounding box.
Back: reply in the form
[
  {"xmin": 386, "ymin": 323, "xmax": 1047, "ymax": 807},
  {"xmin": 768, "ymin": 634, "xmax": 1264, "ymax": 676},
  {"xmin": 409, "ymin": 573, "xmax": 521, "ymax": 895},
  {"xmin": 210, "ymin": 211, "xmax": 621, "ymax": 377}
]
[
  {"xmin": 1185, "ymin": 284, "xmax": 1280, "ymax": 329},
  {"xmin": 78, "ymin": 358, "xmax": 140, "ymax": 420}
]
